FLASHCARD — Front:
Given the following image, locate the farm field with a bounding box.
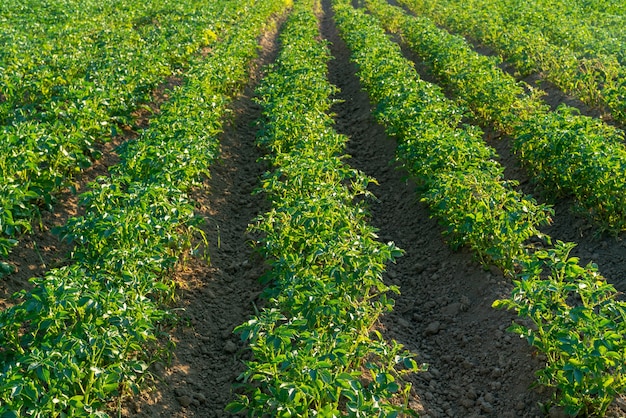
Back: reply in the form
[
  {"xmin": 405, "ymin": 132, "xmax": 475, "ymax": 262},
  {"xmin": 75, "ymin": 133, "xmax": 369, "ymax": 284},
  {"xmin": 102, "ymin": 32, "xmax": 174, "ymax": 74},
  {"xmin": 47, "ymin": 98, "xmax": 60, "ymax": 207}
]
[{"xmin": 1, "ymin": 0, "xmax": 626, "ymax": 416}]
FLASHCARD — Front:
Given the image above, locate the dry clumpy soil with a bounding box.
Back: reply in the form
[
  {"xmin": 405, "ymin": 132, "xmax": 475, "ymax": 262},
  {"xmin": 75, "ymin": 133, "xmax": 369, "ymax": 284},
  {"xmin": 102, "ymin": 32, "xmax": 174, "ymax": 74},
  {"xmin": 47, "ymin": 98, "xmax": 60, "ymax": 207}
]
[{"xmin": 2, "ymin": 2, "xmax": 626, "ymax": 418}]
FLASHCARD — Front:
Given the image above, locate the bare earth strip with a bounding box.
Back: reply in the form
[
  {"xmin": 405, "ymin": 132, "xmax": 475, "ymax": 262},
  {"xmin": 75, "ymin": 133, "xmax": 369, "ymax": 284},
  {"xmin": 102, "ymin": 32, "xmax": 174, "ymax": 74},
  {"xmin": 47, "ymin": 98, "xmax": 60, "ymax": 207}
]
[{"xmin": 121, "ymin": 22, "xmax": 283, "ymax": 418}]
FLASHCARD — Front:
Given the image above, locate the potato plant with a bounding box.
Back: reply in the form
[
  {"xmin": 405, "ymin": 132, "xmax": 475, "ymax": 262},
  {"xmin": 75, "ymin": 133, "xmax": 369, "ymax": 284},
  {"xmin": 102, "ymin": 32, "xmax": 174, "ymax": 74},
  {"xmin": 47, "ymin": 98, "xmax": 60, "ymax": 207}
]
[
  {"xmin": 333, "ymin": 0, "xmax": 551, "ymax": 274},
  {"xmin": 493, "ymin": 242, "xmax": 626, "ymax": 416},
  {"xmin": 226, "ymin": 1, "xmax": 419, "ymax": 415},
  {"xmin": 397, "ymin": 0, "xmax": 626, "ymax": 124},
  {"xmin": 368, "ymin": 0, "xmax": 626, "ymax": 233},
  {"xmin": 340, "ymin": 1, "xmax": 626, "ymax": 415},
  {"xmin": 0, "ymin": 0, "xmax": 288, "ymax": 414},
  {"xmin": 0, "ymin": 0, "xmax": 255, "ymax": 275}
]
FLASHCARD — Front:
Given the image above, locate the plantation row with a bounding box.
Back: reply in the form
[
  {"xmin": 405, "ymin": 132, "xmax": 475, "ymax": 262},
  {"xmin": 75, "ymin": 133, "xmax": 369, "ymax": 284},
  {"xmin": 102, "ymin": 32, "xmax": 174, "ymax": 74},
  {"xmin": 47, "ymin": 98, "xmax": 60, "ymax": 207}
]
[
  {"xmin": 460, "ymin": 0, "xmax": 626, "ymax": 63},
  {"xmin": 336, "ymin": 1, "xmax": 626, "ymax": 415},
  {"xmin": 0, "ymin": 0, "xmax": 253, "ymax": 275},
  {"xmin": 369, "ymin": 0, "xmax": 626, "ymax": 234},
  {"xmin": 227, "ymin": 1, "xmax": 418, "ymax": 415},
  {"xmin": 0, "ymin": 0, "xmax": 287, "ymax": 414},
  {"xmin": 579, "ymin": 0, "xmax": 626, "ymax": 16},
  {"xmin": 397, "ymin": 0, "xmax": 626, "ymax": 124}
]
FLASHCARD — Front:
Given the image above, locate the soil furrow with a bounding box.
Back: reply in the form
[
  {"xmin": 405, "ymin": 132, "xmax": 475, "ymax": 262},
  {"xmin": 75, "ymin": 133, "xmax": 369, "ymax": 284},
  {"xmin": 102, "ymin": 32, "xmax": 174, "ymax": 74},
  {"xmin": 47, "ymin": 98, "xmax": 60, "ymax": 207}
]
[
  {"xmin": 319, "ymin": 1, "xmax": 550, "ymax": 416},
  {"xmin": 121, "ymin": 20, "xmax": 283, "ymax": 418}
]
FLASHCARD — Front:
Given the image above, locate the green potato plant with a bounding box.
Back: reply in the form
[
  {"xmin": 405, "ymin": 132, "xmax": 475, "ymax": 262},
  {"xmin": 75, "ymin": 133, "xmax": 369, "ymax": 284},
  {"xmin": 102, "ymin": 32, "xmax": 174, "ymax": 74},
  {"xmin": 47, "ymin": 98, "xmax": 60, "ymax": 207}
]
[
  {"xmin": 227, "ymin": 1, "xmax": 420, "ymax": 415},
  {"xmin": 369, "ymin": 0, "xmax": 626, "ymax": 232}
]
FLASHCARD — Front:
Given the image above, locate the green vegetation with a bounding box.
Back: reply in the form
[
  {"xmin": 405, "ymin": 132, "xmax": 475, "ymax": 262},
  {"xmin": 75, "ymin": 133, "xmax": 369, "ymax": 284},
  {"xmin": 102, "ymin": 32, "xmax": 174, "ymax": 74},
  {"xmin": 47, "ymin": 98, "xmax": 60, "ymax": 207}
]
[
  {"xmin": 369, "ymin": 0, "xmax": 626, "ymax": 233},
  {"xmin": 334, "ymin": 0, "xmax": 551, "ymax": 274},
  {"xmin": 3, "ymin": 0, "xmax": 626, "ymax": 415},
  {"xmin": 338, "ymin": 1, "xmax": 626, "ymax": 415},
  {"xmin": 0, "ymin": 0, "xmax": 287, "ymax": 414},
  {"xmin": 398, "ymin": 0, "xmax": 626, "ymax": 124},
  {"xmin": 227, "ymin": 1, "xmax": 419, "ymax": 415},
  {"xmin": 0, "ymin": 0, "xmax": 253, "ymax": 275},
  {"xmin": 494, "ymin": 242, "xmax": 626, "ymax": 416}
]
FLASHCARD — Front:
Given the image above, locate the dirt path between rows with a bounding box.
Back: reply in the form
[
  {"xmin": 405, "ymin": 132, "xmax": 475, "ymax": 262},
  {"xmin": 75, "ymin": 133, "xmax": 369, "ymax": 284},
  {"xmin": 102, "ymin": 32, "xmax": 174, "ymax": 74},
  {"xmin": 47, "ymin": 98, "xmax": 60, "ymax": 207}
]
[{"xmin": 120, "ymin": 21, "xmax": 282, "ymax": 418}]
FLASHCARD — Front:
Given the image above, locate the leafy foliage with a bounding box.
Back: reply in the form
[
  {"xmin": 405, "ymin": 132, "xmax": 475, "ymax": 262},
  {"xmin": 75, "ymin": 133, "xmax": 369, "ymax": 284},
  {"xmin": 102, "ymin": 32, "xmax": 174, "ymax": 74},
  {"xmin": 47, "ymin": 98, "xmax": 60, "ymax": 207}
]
[
  {"xmin": 227, "ymin": 1, "xmax": 419, "ymax": 415},
  {"xmin": 0, "ymin": 0, "xmax": 288, "ymax": 414},
  {"xmin": 0, "ymin": 0, "xmax": 255, "ymax": 274},
  {"xmin": 334, "ymin": 0, "xmax": 551, "ymax": 274},
  {"xmin": 493, "ymin": 242, "xmax": 626, "ymax": 416},
  {"xmin": 397, "ymin": 0, "xmax": 626, "ymax": 123},
  {"xmin": 370, "ymin": 0, "xmax": 626, "ymax": 232}
]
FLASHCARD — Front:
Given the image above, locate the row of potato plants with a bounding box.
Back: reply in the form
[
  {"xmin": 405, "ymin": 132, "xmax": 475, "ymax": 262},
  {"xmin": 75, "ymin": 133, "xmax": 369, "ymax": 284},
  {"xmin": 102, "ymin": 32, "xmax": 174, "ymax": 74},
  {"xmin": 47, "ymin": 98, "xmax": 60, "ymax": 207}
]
[
  {"xmin": 398, "ymin": 0, "xmax": 626, "ymax": 67},
  {"xmin": 0, "ymin": 0, "xmax": 245, "ymax": 119},
  {"xmin": 226, "ymin": 1, "xmax": 419, "ymax": 416},
  {"xmin": 336, "ymin": 2, "xmax": 626, "ymax": 416},
  {"xmin": 0, "ymin": 0, "xmax": 254, "ymax": 276},
  {"xmin": 334, "ymin": 0, "xmax": 551, "ymax": 274},
  {"xmin": 465, "ymin": 0, "xmax": 626, "ymax": 66},
  {"xmin": 369, "ymin": 0, "xmax": 626, "ymax": 233},
  {"xmin": 0, "ymin": 0, "xmax": 288, "ymax": 415},
  {"xmin": 578, "ymin": 0, "xmax": 626, "ymax": 16},
  {"xmin": 396, "ymin": 0, "xmax": 626, "ymax": 125}
]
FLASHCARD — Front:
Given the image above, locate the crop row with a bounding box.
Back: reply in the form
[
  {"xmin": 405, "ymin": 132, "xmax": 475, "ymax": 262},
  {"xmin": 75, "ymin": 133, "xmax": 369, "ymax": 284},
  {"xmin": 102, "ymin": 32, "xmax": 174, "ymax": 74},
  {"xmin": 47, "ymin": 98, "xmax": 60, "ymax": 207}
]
[
  {"xmin": 467, "ymin": 0, "xmax": 626, "ymax": 65},
  {"xmin": 394, "ymin": 0, "xmax": 626, "ymax": 66},
  {"xmin": 0, "ymin": 0, "xmax": 254, "ymax": 275},
  {"xmin": 334, "ymin": 0, "xmax": 550, "ymax": 273},
  {"xmin": 335, "ymin": 1, "xmax": 626, "ymax": 415},
  {"xmin": 0, "ymin": 0, "xmax": 287, "ymax": 415},
  {"xmin": 578, "ymin": 0, "xmax": 626, "ymax": 16},
  {"xmin": 226, "ymin": 1, "xmax": 419, "ymax": 416},
  {"xmin": 0, "ymin": 0, "xmax": 243, "ymax": 119},
  {"xmin": 397, "ymin": 0, "xmax": 626, "ymax": 124},
  {"xmin": 369, "ymin": 0, "xmax": 626, "ymax": 233}
]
